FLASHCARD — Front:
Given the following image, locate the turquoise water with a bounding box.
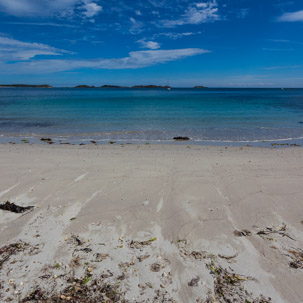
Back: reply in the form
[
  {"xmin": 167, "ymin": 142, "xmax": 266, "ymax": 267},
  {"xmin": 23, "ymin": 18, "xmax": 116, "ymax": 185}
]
[{"xmin": 0, "ymin": 87, "xmax": 303, "ymax": 146}]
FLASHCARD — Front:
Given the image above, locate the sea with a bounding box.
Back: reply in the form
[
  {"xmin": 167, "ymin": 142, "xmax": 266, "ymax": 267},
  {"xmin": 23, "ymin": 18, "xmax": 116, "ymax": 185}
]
[{"xmin": 0, "ymin": 87, "xmax": 303, "ymax": 147}]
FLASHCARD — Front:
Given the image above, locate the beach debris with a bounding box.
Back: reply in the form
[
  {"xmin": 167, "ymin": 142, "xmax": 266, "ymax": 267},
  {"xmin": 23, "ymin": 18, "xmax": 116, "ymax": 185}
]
[
  {"xmin": 207, "ymin": 261, "xmax": 271, "ymax": 303},
  {"xmin": 81, "ymin": 247, "xmax": 92, "ymax": 253},
  {"xmin": 150, "ymin": 259, "xmax": 170, "ymax": 272},
  {"xmin": 178, "ymin": 243, "xmax": 271, "ymax": 302},
  {"xmin": 177, "ymin": 239, "xmax": 187, "ymax": 249},
  {"xmin": 70, "ymin": 257, "xmax": 81, "ymax": 268},
  {"xmin": 119, "ymin": 262, "xmax": 133, "ymax": 272},
  {"xmin": 191, "ymin": 251, "xmax": 214, "ymax": 260},
  {"xmin": 94, "ymin": 253, "xmax": 109, "ymax": 262},
  {"xmin": 287, "ymin": 248, "xmax": 303, "ymax": 269},
  {"xmin": 109, "ymin": 141, "xmax": 116, "ymax": 144},
  {"xmin": 271, "ymin": 143, "xmax": 301, "ymax": 147},
  {"xmin": 22, "ymin": 278, "xmax": 125, "ymax": 302},
  {"xmin": 256, "ymin": 223, "xmax": 295, "ymax": 241},
  {"xmin": 21, "ymin": 289, "xmax": 45, "ymax": 302},
  {"xmin": 0, "ymin": 201, "xmax": 34, "ymax": 213},
  {"xmin": 233, "ymin": 229, "xmax": 251, "ymax": 237},
  {"xmin": 300, "ymin": 220, "xmax": 303, "ymax": 226},
  {"xmin": 90, "ymin": 140, "xmax": 97, "ymax": 144},
  {"xmin": 101, "ymin": 269, "xmax": 114, "ymax": 279},
  {"xmin": 21, "ymin": 139, "xmax": 29, "ymax": 143},
  {"xmin": 218, "ymin": 253, "xmax": 238, "ymax": 261},
  {"xmin": 70, "ymin": 235, "xmax": 84, "ymax": 246},
  {"xmin": 129, "ymin": 237, "xmax": 157, "ymax": 249},
  {"xmin": 160, "ymin": 271, "xmax": 173, "ymax": 286},
  {"xmin": 173, "ymin": 136, "xmax": 190, "ymax": 141},
  {"xmin": 117, "ymin": 272, "xmax": 126, "ymax": 281},
  {"xmin": 53, "ymin": 262, "xmax": 61, "ymax": 269},
  {"xmin": 137, "ymin": 254, "xmax": 150, "ymax": 262},
  {"xmin": 188, "ymin": 276, "xmax": 200, "ymax": 287},
  {"xmin": 40, "ymin": 138, "xmax": 53, "ymax": 144},
  {"xmin": 0, "ymin": 241, "xmax": 28, "ymax": 269}
]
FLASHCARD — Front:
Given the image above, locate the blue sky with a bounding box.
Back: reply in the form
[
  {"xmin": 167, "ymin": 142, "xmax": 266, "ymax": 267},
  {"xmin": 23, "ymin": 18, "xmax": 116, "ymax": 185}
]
[{"xmin": 0, "ymin": 0, "xmax": 302, "ymax": 87}]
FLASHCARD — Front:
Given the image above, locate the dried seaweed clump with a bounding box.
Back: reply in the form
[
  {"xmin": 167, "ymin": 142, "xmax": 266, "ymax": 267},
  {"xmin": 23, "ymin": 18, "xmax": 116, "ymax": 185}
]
[
  {"xmin": 0, "ymin": 241, "xmax": 28, "ymax": 269},
  {"xmin": 0, "ymin": 201, "xmax": 34, "ymax": 213},
  {"xmin": 22, "ymin": 277, "xmax": 127, "ymax": 303},
  {"xmin": 206, "ymin": 261, "xmax": 272, "ymax": 303},
  {"xmin": 288, "ymin": 249, "xmax": 303, "ymax": 269}
]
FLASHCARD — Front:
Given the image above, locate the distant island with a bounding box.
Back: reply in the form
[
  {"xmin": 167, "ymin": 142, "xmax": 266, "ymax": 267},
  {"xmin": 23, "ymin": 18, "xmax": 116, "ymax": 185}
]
[
  {"xmin": 0, "ymin": 84, "xmax": 52, "ymax": 88},
  {"xmin": 74, "ymin": 84, "xmax": 172, "ymax": 89},
  {"xmin": 101, "ymin": 85, "xmax": 128, "ymax": 88},
  {"xmin": 75, "ymin": 85, "xmax": 96, "ymax": 88},
  {"xmin": 0, "ymin": 84, "xmax": 208, "ymax": 89}
]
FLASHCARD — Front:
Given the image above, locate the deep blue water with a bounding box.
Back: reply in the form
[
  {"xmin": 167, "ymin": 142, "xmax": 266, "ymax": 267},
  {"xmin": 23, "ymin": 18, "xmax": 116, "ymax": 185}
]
[{"xmin": 0, "ymin": 87, "xmax": 303, "ymax": 146}]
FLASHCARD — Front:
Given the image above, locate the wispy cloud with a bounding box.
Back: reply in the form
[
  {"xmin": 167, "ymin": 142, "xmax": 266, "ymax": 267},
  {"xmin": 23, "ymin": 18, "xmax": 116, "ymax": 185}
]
[
  {"xmin": 267, "ymin": 38, "xmax": 303, "ymax": 45},
  {"xmin": 154, "ymin": 31, "xmax": 202, "ymax": 40},
  {"xmin": 137, "ymin": 39, "xmax": 161, "ymax": 50},
  {"xmin": 0, "ymin": 35, "xmax": 71, "ymax": 61},
  {"xmin": 268, "ymin": 39, "xmax": 291, "ymax": 43},
  {"xmin": 277, "ymin": 10, "xmax": 303, "ymax": 22},
  {"xmin": 0, "ymin": 0, "xmax": 78, "ymax": 17},
  {"xmin": 159, "ymin": 1, "xmax": 220, "ymax": 28},
  {"xmin": 0, "ymin": 0, "xmax": 102, "ymax": 20},
  {"xmin": 262, "ymin": 65, "xmax": 303, "ymax": 70},
  {"xmin": 129, "ymin": 17, "xmax": 145, "ymax": 34},
  {"xmin": 0, "ymin": 48, "xmax": 209, "ymax": 73},
  {"xmin": 0, "ymin": 21, "xmax": 79, "ymax": 28}
]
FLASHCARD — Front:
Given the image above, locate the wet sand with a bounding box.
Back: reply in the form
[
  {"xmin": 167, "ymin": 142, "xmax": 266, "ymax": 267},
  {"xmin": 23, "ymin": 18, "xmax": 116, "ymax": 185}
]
[{"xmin": 0, "ymin": 144, "xmax": 303, "ymax": 302}]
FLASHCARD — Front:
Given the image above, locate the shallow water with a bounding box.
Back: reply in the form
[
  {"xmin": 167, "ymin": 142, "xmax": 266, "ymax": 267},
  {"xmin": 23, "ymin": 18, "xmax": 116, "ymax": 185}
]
[{"xmin": 0, "ymin": 87, "xmax": 303, "ymax": 146}]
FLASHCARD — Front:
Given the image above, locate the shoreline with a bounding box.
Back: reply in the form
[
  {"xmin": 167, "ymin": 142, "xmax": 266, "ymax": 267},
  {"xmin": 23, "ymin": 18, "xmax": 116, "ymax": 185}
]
[
  {"xmin": 1, "ymin": 136, "xmax": 303, "ymax": 148},
  {"xmin": 0, "ymin": 144, "xmax": 303, "ymax": 302}
]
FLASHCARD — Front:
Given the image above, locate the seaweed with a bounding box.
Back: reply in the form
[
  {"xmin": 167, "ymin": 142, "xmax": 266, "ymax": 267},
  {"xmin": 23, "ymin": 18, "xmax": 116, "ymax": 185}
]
[
  {"xmin": 233, "ymin": 229, "xmax": 252, "ymax": 237},
  {"xmin": 22, "ymin": 278, "xmax": 127, "ymax": 302},
  {"xmin": 288, "ymin": 248, "xmax": 303, "ymax": 269},
  {"xmin": 0, "ymin": 241, "xmax": 28, "ymax": 269},
  {"xmin": 256, "ymin": 223, "xmax": 296, "ymax": 241},
  {"xmin": 0, "ymin": 201, "xmax": 34, "ymax": 213},
  {"xmin": 206, "ymin": 261, "xmax": 272, "ymax": 303},
  {"xmin": 173, "ymin": 136, "xmax": 190, "ymax": 141}
]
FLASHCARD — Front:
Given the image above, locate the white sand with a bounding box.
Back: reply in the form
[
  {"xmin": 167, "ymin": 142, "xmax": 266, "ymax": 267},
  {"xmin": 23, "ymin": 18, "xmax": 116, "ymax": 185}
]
[{"xmin": 0, "ymin": 144, "xmax": 303, "ymax": 302}]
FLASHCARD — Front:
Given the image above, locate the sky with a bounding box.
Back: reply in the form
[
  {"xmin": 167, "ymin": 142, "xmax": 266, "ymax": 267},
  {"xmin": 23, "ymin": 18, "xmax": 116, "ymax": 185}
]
[{"xmin": 0, "ymin": 0, "xmax": 302, "ymax": 87}]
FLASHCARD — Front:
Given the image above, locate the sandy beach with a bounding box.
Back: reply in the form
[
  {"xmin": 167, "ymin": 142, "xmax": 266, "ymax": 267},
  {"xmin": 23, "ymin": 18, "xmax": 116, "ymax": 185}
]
[{"xmin": 0, "ymin": 144, "xmax": 303, "ymax": 302}]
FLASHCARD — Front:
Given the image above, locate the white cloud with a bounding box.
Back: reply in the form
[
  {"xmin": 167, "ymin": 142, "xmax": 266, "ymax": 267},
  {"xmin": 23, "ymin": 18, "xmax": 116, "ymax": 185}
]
[
  {"xmin": 1, "ymin": 21, "xmax": 79, "ymax": 28},
  {"xmin": 262, "ymin": 65, "xmax": 302, "ymax": 70},
  {"xmin": 154, "ymin": 31, "xmax": 202, "ymax": 40},
  {"xmin": 0, "ymin": 35, "xmax": 70, "ymax": 60},
  {"xmin": 0, "ymin": 0, "xmax": 102, "ymax": 19},
  {"xmin": 160, "ymin": 1, "xmax": 220, "ymax": 27},
  {"xmin": 0, "ymin": 48, "xmax": 209, "ymax": 73},
  {"xmin": 277, "ymin": 10, "xmax": 303, "ymax": 22},
  {"xmin": 82, "ymin": 1, "xmax": 102, "ymax": 18},
  {"xmin": 0, "ymin": 0, "xmax": 79, "ymax": 17},
  {"xmin": 137, "ymin": 39, "xmax": 161, "ymax": 49},
  {"xmin": 129, "ymin": 17, "xmax": 144, "ymax": 34},
  {"xmin": 135, "ymin": 10, "xmax": 142, "ymax": 16}
]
